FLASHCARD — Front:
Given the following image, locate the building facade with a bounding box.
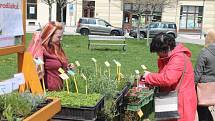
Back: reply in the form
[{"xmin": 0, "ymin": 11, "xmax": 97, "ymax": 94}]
[
  {"xmin": 26, "ymin": 0, "xmax": 123, "ymax": 29},
  {"xmin": 162, "ymin": 0, "xmax": 215, "ymax": 33},
  {"xmin": 26, "ymin": 0, "xmax": 215, "ymax": 33}
]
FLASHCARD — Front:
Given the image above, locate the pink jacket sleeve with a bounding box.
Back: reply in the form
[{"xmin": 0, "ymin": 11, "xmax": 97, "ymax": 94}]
[{"xmin": 145, "ymin": 54, "xmax": 185, "ymax": 87}]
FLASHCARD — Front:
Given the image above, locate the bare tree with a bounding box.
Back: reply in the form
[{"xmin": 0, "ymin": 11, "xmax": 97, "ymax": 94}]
[
  {"xmin": 41, "ymin": 0, "xmax": 56, "ymax": 21},
  {"xmin": 56, "ymin": 0, "xmax": 74, "ymax": 22},
  {"xmin": 127, "ymin": 0, "xmax": 172, "ymax": 40}
]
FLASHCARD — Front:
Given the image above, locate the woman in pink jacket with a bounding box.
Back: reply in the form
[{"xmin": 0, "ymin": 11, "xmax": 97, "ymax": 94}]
[{"xmin": 143, "ymin": 33, "xmax": 197, "ymax": 121}]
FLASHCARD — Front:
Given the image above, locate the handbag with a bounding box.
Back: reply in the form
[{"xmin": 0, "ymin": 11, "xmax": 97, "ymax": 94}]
[
  {"xmin": 155, "ymin": 54, "xmax": 187, "ymax": 121},
  {"xmin": 197, "ymin": 82, "xmax": 215, "ymax": 106},
  {"xmin": 197, "ymin": 47, "xmax": 215, "ymax": 106}
]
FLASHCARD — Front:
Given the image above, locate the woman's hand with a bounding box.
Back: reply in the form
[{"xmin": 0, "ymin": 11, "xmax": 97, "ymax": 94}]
[
  {"xmin": 67, "ymin": 63, "xmax": 75, "ymax": 70},
  {"xmin": 143, "ymin": 71, "xmax": 151, "ymax": 78}
]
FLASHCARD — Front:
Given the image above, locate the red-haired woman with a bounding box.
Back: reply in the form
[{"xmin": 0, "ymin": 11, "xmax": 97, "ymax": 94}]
[{"xmin": 40, "ymin": 22, "xmax": 70, "ymax": 91}]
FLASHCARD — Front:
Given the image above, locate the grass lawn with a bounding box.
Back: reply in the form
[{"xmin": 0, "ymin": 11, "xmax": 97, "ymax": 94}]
[
  {"xmin": 0, "ymin": 34, "xmax": 203, "ymax": 120},
  {"xmin": 0, "ymin": 34, "xmax": 203, "ymax": 81}
]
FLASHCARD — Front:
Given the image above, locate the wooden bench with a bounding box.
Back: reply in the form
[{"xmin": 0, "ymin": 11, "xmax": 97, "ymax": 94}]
[{"xmin": 88, "ymin": 35, "xmax": 127, "ymax": 51}]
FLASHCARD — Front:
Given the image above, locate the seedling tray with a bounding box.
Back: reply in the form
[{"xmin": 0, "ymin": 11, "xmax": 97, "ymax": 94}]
[
  {"xmin": 53, "ymin": 96, "xmax": 104, "ymax": 121},
  {"xmin": 126, "ymin": 89, "xmax": 154, "ymax": 111},
  {"xmin": 113, "ymin": 84, "xmax": 130, "ymax": 109}
]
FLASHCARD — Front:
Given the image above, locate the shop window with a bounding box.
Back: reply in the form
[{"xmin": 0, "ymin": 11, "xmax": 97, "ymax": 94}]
[
  {"xmin": 179, "ymin": 5, "xmax": 203, "ymax": 30},
  {"xmin": 27, "ymin": 0, "xmax": 37, "ymax": 19},
  {"xmin": 124, "ymin": 3, "xmax": 132, "ymax": 11},
  {"xmin": 83, "ymin": 1, "xmax": 95, "ymax": 18}
]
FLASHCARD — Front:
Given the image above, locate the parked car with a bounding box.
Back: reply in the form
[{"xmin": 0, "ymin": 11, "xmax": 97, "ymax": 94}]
[
  {"xmin": 129, "ymin": 22, "xmax": 177, "ymax": 38},
  {"xmin": 76, "ymin": 17, "xmax": 124, "ymax": 36}
]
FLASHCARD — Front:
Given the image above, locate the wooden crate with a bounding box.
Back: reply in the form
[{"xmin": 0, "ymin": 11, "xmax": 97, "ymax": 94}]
[{"xmin": 23, "ymin": 98, "xmax": 61, "ymax": 121}]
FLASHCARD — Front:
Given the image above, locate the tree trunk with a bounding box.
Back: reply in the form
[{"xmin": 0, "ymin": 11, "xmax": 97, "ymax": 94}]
[
  {"xmin": 49, "ymin": 6, "xmax": 52, "ymax": 21},
  {"xmin": 137, "ymin": 15, "xmax": 141, "ymax": 40},
  {"xmin": 61, "ymin": 7, "xmax": 64, "ymax": 22}
]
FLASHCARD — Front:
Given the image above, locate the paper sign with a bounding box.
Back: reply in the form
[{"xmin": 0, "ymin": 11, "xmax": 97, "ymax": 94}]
[
  {"xmin": 135, "ymin": 70, "xmax": 140, "ymax": 74},
  {"xmin": 58, "ymin": 68, "xmax": 65, "ymax": 74},
  {"xmin": 14, "ymin": 73, "xmax": 25, "ymax": 85},
  {"xmin": 29, "ymin": 6, "xmax": 35, "ymax": 14},
  {"xmin": 141, "ymin": 65, "xmax": 147, "ymax": 70},
  {"xmin": 81, "ymin": 73, "xmax": 87, "ymax": 80},
  {"xmin": 75, "ymin": 61, "xmax": 80, "ymax": 67},
  {"xmin": 0, "ymin": 80, "xmax": 13, "ymax": 95},
  {"xmin": 11, "ymin": 78, "xmax": 19, "ymax": 90},
  {"xmin": 104, "ymin": 61, "xmax": 110, "ymax": 67},
  {"xmin": 67, "ymin": 70, "xmax": 75, "ymax": 76},
  {"xmin": 59, "ymin": 73, "xmax": 69, "ymax": 80},
  {"xmin": 0, "ymin": 35, "xmax": 16, "ymax": 47},
  {"xmin": 91, "ymin": 58, "xmax": 97, "ymax": 63},
  {"xmin": 137, "ymin": 109, "xmax": 143, "ymax": 118},
  {"xmin": 0, "ymin": 0, "xmax": 23, "ymax": 36}
]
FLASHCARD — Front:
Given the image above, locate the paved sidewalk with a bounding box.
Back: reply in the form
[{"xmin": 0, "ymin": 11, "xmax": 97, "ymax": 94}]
[{"xmin": 176, "ymin": 33, "xmax": 205, "ymax": 45}]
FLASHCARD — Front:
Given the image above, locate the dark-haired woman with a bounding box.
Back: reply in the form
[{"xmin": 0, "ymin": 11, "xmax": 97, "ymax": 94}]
[{"xmin": 143, "ymin": 33, "xmax": 197, "ymax": 121}]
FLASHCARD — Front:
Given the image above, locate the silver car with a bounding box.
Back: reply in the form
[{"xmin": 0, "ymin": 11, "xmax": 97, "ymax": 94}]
[
  {"xmin": 129, "ymin": 22, "xmax": 177, "ymax": 38},
  {"xmin": 76, "ymin": 17, "xmax": 124, "ymax": 36}
]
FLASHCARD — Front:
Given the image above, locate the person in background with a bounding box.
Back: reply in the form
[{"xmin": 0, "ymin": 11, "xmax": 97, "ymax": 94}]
[
  {"xmin": 194, "ymin": 29, "xmax": 215, "ymax": 121},
  {"xmin": 142, "ymin": 33, "xmax": 197, "ymax": 121},
  {"xmin": 41, "ymin": 21, "xmax": 73, "ymax": 91}
]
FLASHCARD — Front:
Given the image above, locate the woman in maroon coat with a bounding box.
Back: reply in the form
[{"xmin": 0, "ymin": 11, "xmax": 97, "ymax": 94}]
[
  {"xmin": 143, "ymin": 33, "xmax": 197, "ymax": 121},
  {"xmin": 40, "ymin": 22, "xmax": 69, "ymax": 91}
]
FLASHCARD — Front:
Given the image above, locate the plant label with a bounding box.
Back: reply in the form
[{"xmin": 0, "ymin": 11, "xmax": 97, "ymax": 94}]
[
  {"xmin": 33, "ymin": 58, "xmax": 40, "ymax": 65},
  {"xmin": 14, "ymin": 73, "xmax": 25, "ymax": 85},
  {"xmin": 67, "ymin": 70, "xmax": 75, "ymax": 76},
  {"xmin": 91, "ymin": 58, "xmax": 97, "ymax": 63},
  {"xmin": 59, "ymin": 73, "xmax": 69, "ymax": 80},
  {"xmin": 58, "ymin": 68, "xmax": 65, "ymax": 74},
  {"xmin": 137, "ymin": 109, "xmax": 144, "ymax": 118},
  {"xmin": 141, "ymin": 65, "xmax": 147, "ymax": 70},
  {"xmin": 75, "ymin": 61, "xmax": 80, "ymax": 67},
  {"xmin": 117, "ymin": 62, "xmax": 121, "ymax": 67},
  {"xmin": 81, "ymin": 73, "xmax": 87, "ymax": 80},
  {"xmin": 113, "ymin": 59, "xmax": 118, "ymax": 64},
  {"xmin": 135, "ymin": 70, "xmax": 140, "ymax": 75},
  {"xmin": 104, "ymin": 61, "xmax": 110, "ymax": 67},
  {"xmin": 37, "ymin": 58, "xmax": 44, "ymax": 65}
]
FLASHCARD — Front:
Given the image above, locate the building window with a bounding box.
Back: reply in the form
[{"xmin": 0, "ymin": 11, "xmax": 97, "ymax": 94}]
[
  {"xmin": 83, "ymin": 1, "xmax": 95, "ymax": 18},
  {"xmin": 27, "ymin": 0, "xmax": 37, "ymax": 19},
  {"xmin": 179, "ymin": 6, "xmax": 203, "ymax": 30}
]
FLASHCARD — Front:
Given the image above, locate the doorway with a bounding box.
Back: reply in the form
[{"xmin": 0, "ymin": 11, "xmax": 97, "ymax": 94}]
[{"xmin": 56, "ymin": 3, "xmax": 67, "ymax": 23}]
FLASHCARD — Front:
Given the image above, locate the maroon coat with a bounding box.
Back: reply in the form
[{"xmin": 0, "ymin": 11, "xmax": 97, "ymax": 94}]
[
  {"xmin": 145, "ymin": 44, "xmax": 197, "ymax": 121},
  {"xmin": 43, "ymin": 49, "xmax": 68, "ymax": 91}
]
